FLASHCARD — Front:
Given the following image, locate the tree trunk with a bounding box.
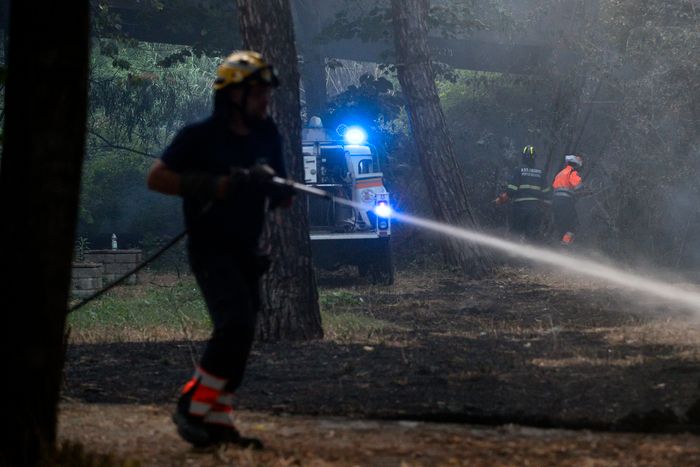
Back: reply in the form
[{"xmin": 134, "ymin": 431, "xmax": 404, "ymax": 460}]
[
  {"xmin": 0, "ymin": 1, "xmax": 90, "ymax": 465},
  {"xmin": 300, "ymin": 50, "xmax": 327, "ymax": 120},
  {"xmin": 390, "ymin": 0, "xmax": 490, "ymax": 276},
  {"xmin": 293, "ymin": 0, "xmax": 328, "ymax": 120},
  {"xmin": 237, "ymin": 0, "xmax": 323, "ymax": 340}
]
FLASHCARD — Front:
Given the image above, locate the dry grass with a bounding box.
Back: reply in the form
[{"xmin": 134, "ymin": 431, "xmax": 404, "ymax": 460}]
[
  {"xmin": 601, "ymin": 322, "xmax": 700, "ymax": 347},
  {"xmin": 58, "ymin": 403, "xmax": 700, "ymax": 466},
  {"xmin": 60, "ymin": 268, "xmax": 700, "ymax": 465}
]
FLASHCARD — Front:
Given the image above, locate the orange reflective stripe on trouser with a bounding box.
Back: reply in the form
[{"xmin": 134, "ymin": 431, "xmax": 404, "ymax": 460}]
[
  {"xmin": 182, "ymin": 366, "xmax": 228, "ymax": 416},
  {"xmin": 203, "ymin": 391, "xmax": 236, "ymax": 427},
  {"xmin": 561, "ymin": 232, "xmax": 574, "ymax": 245},
  {"xmin": 181, "ymin": 378, "xmax": 197, "ymax": 395}
]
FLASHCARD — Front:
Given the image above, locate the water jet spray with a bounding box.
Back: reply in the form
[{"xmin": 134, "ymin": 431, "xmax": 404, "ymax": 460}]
[{"xmin": 273, "ymin": 177, "xmax": 700, "ymax": 315}]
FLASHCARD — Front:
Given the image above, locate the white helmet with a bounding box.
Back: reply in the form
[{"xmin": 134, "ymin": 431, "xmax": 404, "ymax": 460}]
[
  {"xmin": 564, "ymin": 154, "xmax": 583, "ymax": 168},
  {"xmin": 308, "ymin": 116, "xmax": 323, "ymax": 128}
]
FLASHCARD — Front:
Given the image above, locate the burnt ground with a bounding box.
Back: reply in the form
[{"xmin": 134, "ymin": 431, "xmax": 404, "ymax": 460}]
[{"xmin": 60, "ymin": 268, "xmax": 700, "ymax": 464}]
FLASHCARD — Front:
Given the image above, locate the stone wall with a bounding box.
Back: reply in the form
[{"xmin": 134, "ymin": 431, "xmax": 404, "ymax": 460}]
[
  {"xmin": 71, "ymin": 262, "xmax": 104, "ymax": 298},
  {"xmin": 83, "ymin": 249, "xmax": 143, "ymax": 285}
]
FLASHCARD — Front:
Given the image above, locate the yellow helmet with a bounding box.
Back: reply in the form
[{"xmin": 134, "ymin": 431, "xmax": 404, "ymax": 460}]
[
  {"xmin": 212, "ymin": 50, "xmax": 279, "ymax": 91},
  {"xmin": 522, "ymin": 145, "xmax": 536, "ymax": 158}
]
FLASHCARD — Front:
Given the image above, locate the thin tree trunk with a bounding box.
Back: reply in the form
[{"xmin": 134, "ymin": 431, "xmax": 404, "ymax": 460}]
[
  {"xmin": 0, "ymin": 1, "xmax": 90, "ymax": 464},
  {"xmin": 237, "ymin": 0, "xmax": 323, "ymax": 340},
  {"xmin": 300, "ymin": 51, "xmax": 327, "ymax": 120},
  {"xmin": 293, "ymin": 0, "xmax": 328, "ymax": 119},
  {"xmin": 390, "ymin": 0, "xmax": 490, "ymax": 276}
]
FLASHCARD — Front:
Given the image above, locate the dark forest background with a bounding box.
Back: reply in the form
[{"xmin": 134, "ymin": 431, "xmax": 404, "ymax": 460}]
[{"xmin": 4, "ymin": 0, "xmax": 699, "ymax": 270}]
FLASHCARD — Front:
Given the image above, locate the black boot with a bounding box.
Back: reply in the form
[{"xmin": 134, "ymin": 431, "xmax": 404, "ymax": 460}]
[
  {"xmin": 173, "ymin": 389, "xmax": 214, "ymax": 447},
  {"xmin": 206, "ymin": 423, "xmax": 264, "ymax": 450}
]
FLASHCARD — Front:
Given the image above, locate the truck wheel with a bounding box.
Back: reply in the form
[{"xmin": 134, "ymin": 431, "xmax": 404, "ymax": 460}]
[{"xmin": 369, "ymin": 240, "xmax": 394, "ymax": 285}]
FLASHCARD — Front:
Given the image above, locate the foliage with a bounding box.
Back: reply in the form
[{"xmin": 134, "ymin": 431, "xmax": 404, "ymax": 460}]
[
  {"xmin": 79, "ymin": 41, "xmax": 218, "ymax": 247},
  {"xmin": 438, "ymin": 71, "xmax": 541, "ymax": 224},
  {"xmin": 74, "ymin": 237, "xmax": 91, "ymax": 263},
  {"xmin": 317, "ymin": 0, "xmax": 504, "ymax": 44},
  {"xmin": 69, "ymin": 0, "xmax": 700, "ymax": 269},
  {"xmin": 89, "ymin": 40, "xmax": 215, "ymax": 148},
  {"xmin": 68, "ymin": 276, "xmax": 210, "ymax": 341},
  {"xmin": 436, "ymin": 1, "xmax": 699, "ymax": 267},
  {"xmin": 322, "ymin": 73, "xmax": 403, "ymax": 135},
  {"xmin": 582, "ymin": 0, "xmax": 700, "ymax": 264},
  {"xmin": 315, "ymin": 0, "xmax": 509, "ymax": 81},
  {"xmin": 319, "ymin": 70, "xmax": 423, "ymax": 220},
  {"xmin": 80, "ymin": 3, "xmax": 239, "ymax": 250},
  {"xmin": 92, "ymin": 0, "xmax": 241, "ymax": 65}
]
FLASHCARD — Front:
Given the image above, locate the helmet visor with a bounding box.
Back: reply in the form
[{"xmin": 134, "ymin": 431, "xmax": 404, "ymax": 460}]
[{"xmin": 252, "ymin": 66, "xmax": 279, "ymax": 87}]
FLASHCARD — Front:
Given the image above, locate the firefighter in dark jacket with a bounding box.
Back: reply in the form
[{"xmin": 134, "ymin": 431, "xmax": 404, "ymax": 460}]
[
  {"xmin": 146, "ymin": 51, "xmax": 294, "ymax": 449},
  {"xmin": 495, "ymin": 145, "xmax": 550, "ymax": 241},
  {"xmin": 552, "ymin": 154, "xmax": 584, "ymax": 246}
]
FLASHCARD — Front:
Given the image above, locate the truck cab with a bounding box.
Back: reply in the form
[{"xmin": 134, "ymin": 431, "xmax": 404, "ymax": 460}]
[{"xmin": 302, "ymin": 117, "xmax": 394, "ymax": 285}]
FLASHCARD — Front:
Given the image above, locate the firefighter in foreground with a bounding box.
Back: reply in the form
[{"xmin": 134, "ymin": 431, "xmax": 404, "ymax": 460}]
[
  {"xmin": 495, "ymin": 145, "xmax": 550, "ymax": 241},
  {"xmin": 552, "ymin": 154, "xmax": 584, "ymax": 246},
  {"xmin": 147, "ymin": 51, "xmax": 294, "ymax": 449}
]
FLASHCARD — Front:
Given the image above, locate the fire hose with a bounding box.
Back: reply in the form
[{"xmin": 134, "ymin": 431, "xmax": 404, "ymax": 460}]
[{"xmin": 68, "ymin": 176, "xmax": 358, "ymax": 314}]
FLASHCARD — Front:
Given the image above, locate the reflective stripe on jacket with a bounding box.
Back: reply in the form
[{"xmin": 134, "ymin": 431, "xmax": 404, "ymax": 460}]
[
  {"xmin": 506, "ymin": 166, "xmax": 549, "ymax": 203},
  {"xmin": 552, "ymin": 166, "xmax": 583, "ymax": 198}
]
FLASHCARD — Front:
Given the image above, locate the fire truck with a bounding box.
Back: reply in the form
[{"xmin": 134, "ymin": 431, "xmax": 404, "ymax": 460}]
[{"xmin": 302, "ymin": 117, "xmax": 394, "ymax": 285}]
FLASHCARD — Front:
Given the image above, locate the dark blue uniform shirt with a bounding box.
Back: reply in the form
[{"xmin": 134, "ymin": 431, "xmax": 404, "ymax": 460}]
[
  {"xmin": 506, "ymin": 165, "xmax": 549, "ymax": 204},
  {"xmin": 161, "ymin": 115, "xmax": 287, "ymax": 254}
]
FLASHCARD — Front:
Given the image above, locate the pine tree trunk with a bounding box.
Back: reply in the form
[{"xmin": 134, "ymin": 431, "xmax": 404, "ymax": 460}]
[
  {"xmin": 300, "ymin": 50, "xmax": 327, "ymax": 120},
  {"xmin": 390, "ymin": 0, "xmax": 490, "ymax": 276},
  {"xmin": 294, "ymin": 0, "xmax": 328, "ymax": 119},
  {"xmin": 237, "ymin": 0, "xmax": 323, "ymax": 340},
  {"xmin": 0, "ymin": 1, "xmax": 90, "ymax": 464}
]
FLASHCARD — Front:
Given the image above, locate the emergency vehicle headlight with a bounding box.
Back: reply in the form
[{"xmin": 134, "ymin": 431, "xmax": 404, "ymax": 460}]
[
  {"xmin": 344, "ymin": 126, "xmax": 367, "ymax": 145},
  {"xmin": 374, "ymin": 201, "xmax": 392, "ymax": 218}
]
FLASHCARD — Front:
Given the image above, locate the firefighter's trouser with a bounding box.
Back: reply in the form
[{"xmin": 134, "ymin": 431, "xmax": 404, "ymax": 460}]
[
  {"xmin": 510, "ymin": 202, "xmax": 542, "ymax": 240},
  {"xmin": 552, "ymin": 197, "xmax": 578, "ymax": 243},
  {"xmin": 178, "ymin": 366, "xmax": 236, "ymax": 426},
  {"xmin": 189, "ymin": 250, "xmax": 261, "ymax": 392}
]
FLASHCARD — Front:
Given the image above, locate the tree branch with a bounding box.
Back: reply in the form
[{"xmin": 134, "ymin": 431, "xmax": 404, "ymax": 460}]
[{"xmin": 88, "ymin": 130, "xmax": 157, "ymax": 158}]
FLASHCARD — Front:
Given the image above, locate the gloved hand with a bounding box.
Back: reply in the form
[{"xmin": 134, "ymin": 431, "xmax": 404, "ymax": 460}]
[
  {"xmin": 180, "ymin": 172, "xmax": 220, "ymax": 201},
  {"xmin": 248, "ymin": 164, "xmax": 276, "ymax": 187},
  {"xmin": 228, "ymin": 164, "xmax": 276, "ymax": 195},
  {"xmin": 493, "ymin": 192, "xmax": 509, "ymax": 205},
  {"xmin": 269, "ymin": 183, "xmax": 296, "ymax": 209}
]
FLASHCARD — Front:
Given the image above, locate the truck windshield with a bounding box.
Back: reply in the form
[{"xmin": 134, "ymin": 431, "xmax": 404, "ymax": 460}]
[
  {"xmin": 320, "ymin": 147, "xmax": 347, "ymax": 183},
  {"xmin": 358, "ymin": 159, "xmax": 374, "ymax": 174}
]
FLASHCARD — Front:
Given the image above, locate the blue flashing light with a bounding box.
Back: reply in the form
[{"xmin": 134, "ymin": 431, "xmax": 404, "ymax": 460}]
[
  {"xmin": 374, "ymin": 201, "xmax": 392, "ymax": 218},
  {"xmin": 344, "ymin": 126, "xmax": 368, "ymax": 145}
]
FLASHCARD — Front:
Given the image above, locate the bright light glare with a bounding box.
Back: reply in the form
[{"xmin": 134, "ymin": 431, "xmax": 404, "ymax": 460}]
[
  {"xmin": 374, "ymin": 202, "xmax": 392, "ymax": 218},
  {"xmin": 344, "ymin": 126, "xmax": 367, "ymax": 145}
]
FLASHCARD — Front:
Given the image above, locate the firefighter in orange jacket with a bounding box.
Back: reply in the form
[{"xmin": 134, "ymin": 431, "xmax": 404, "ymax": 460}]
[{"xmin": 552, "ymin": 154, "xmax": 584, "ymax": 246}]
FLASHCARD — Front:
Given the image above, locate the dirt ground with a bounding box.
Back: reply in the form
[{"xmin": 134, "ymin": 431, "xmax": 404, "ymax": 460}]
[{"xmin": 60, "ymin": 268, "xmax": 700, "ymax": 465}]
